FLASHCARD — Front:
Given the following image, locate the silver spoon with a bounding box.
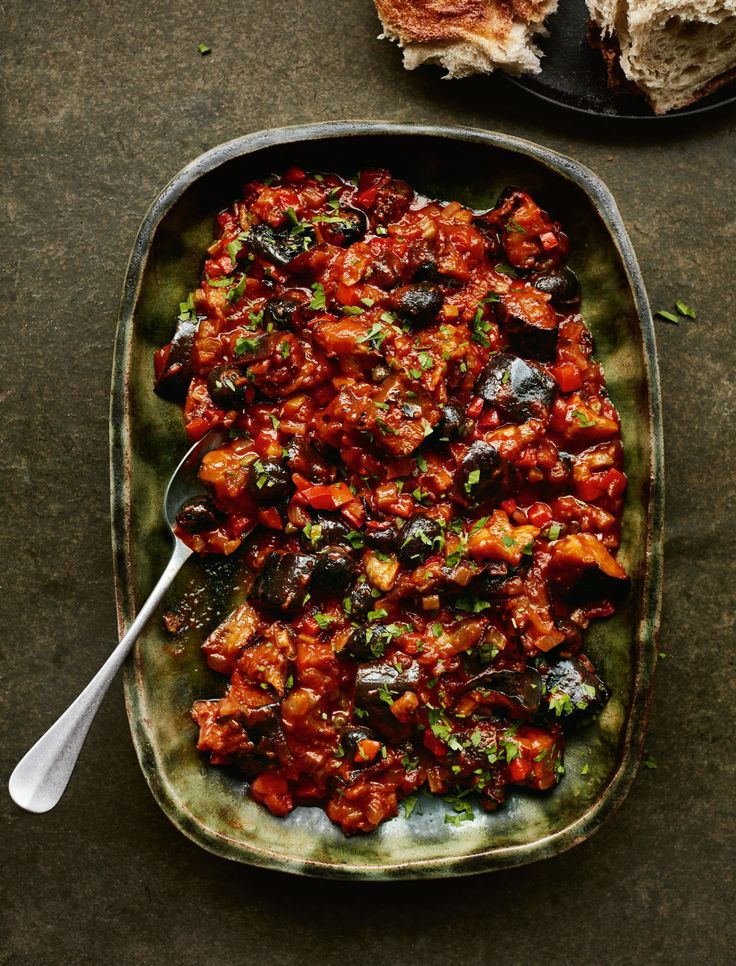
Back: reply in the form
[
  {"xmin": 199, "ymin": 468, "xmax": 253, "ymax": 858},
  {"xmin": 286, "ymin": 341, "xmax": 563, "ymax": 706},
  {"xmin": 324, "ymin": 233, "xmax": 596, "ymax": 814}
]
[{"xmin": 8, "ymin": 427, "xmax": 230, "ymax": 813}]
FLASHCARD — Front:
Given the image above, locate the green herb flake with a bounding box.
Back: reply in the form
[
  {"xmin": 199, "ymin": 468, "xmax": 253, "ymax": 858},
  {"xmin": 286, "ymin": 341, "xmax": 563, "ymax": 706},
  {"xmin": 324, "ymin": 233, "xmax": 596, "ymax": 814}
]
[
  {"xmin": 507, "ymin": 219, "xmax": 526, "ymax": 234},
  {"xmin": 197, "ymin": 42, "xmax": 211, "ymax": 55},
  {"xmin": 643, "ymin": 756, "xmax": 658, "ymax": 770},
  {"xmin": 547, "ymin": 523, "xmax": 562, "ymax": 541},
  {"xmin": 309, "ymin": 282, "xmax": 326, "ymax": 311},
  {"xmin": 572, "ymin": 409, "xmax": 596, "ymax": 427},
  {"xmin": 655, "ymin": 310, "xmax": 680, "ymax": 325},
  {"xmin": 234, "ymin": 335, "xmax": 260, "ymax": 357},
  {"xmin": 313, "ymin": 613, "xmax": 336, "ymax": 630},
  {"xmin": 675, "ymin": 300, "xmax": 696, "ymax": 319},
  {"xmin": 581, "ymin": 763, "xmax": 590, "ymax": 775}
]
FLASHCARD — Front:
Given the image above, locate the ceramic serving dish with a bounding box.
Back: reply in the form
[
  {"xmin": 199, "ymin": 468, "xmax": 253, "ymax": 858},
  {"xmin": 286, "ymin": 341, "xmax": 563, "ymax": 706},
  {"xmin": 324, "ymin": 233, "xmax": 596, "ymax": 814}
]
[{"xmin": 110, "ymin": 122, "xmax": 664, "ymax": 878}]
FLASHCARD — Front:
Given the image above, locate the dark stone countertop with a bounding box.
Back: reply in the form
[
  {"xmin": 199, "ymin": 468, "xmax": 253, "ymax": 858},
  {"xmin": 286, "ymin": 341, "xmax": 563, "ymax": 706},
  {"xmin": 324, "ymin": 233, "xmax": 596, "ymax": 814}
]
[{"xmin": 1, "ymin": 2, "xmax": 734, "ymax": 963}]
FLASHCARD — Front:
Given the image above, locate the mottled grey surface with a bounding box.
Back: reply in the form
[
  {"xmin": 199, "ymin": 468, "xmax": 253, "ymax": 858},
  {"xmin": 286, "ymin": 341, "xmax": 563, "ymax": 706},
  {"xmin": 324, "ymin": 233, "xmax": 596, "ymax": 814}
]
[{"xmin": 1, "ymin": 2, "xmax": 734, "ymax": 964}]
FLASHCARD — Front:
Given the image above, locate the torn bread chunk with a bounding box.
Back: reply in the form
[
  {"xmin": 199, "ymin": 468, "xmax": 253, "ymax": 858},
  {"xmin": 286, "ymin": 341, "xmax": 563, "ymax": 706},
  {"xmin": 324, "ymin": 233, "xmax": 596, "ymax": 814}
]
[
  {"xmin": 587, "ymin": 0, "xmax": 736, "ymax": 113},
  {"xmin": 374, "ymin": 0, "xmax": 559, "ymax": 77}
]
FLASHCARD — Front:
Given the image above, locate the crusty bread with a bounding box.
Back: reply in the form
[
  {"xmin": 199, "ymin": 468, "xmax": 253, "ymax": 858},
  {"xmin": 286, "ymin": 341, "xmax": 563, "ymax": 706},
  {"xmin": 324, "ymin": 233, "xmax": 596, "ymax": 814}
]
[
  {"xmin": 373, "ymin": 0, "xmax": 559, "ymax": 77},
  {"xmin": 586, "ymin": 0, "xmax": 736, "ymax": 113}
]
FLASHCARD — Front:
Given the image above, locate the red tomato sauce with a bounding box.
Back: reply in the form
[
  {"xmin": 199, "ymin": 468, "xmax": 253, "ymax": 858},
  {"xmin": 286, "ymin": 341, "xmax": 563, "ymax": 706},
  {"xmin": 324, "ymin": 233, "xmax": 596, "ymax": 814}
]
[{"xmin": 154, "ymin": 168, "xmax": 628, "ymax": 834}]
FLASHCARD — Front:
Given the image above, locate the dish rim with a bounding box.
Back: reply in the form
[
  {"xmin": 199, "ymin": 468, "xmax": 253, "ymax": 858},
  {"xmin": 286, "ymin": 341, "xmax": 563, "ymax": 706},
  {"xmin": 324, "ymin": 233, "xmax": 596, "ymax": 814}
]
[{"xmin": 109, "ymin": 120, "xmax": 664, "ymax": 878}]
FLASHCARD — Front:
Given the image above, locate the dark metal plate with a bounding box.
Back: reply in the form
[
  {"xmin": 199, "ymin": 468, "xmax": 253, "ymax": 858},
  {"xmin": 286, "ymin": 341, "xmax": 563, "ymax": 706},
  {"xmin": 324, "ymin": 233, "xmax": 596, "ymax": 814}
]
[{"xmin": 509, "ymin": 0, "xmax": 736, "ymax": 120}]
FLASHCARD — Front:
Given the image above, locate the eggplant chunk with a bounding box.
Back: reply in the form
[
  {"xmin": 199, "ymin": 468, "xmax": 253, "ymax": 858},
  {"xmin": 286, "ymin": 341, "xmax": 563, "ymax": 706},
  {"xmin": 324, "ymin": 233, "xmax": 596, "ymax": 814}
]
[
  {"xmin": 463, "ymin": 668, "xmax": 542, "ymax": 716},
  {"xmin": 354, "ymin": 659, "xmax": 421, "ymax": 734},
  {"xmin": 343, "ymin": 580, "xmax": 375, "ymax": 621},
  {"xmin": 300, "ymin": 512, "xmax": 352, "ymax": 551},
  {"xmin": 433, "ymin": 401, "xmax": 467, "ymax": 442},
  {"xmin": 458, "ymin": 441, "xmax": 504, "ymax": 505},
  {"xmin": 475, "ymin": 352, "xmax": 556, "ymax": 422},
  {"xmin": 287, "ymin": 437, "xmax": 337, "ymax": 485},
  {"xmin": 542, "ymin": 657, "xmax": 608, "ymax": 718},
  {"xmin": 246, "ymin": 223, "xmax": 314, "ymax": 268},
  {"xmin": 341, "ymin": 623, "xmax": 398, "ymax": 661},
  {"xmin": 498, "ymin": 289, "xmax": 559, "ymax": 361},
  {"xmin": 154, "ymin": 316, "xmax": 198, "ymax": 400},
  {"xmin": 312, "ymin": 546, "xmax": 356, "ymax": 594},
  {"xmin": 397, "ymin": 514, "xmax": 443, "ymax": 566},
  {"xmin": 253, "ymin": 552, "xmax": 315, "ymax": 612}
]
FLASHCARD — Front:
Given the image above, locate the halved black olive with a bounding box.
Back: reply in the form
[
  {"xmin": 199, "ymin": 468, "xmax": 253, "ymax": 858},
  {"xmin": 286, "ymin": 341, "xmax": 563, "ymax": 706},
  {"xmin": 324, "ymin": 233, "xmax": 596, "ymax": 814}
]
[
  {"xmin": 207, "ymin": 364, "xmax": 249, "ymax": 409},
  {"xmin": 341, "ymin": 623, "xmax": 397, "ymax": 661},
  {"xmin": 286, "ymin": 438, "xmax": 337, "ymax": 485},
  {"xmin": 175, "ymin": 496, "xmax": 223, "ymax": 533},
  {"xmin": 475, "ymin": 352, "xmax": 556, "ymax": 422},
  {"xmin": 246, "ymin": 223, "xmax": 314, "ymax": 268},
  {"xmin": 245, "ymin": 459, "xmax": 292, "ymax": 505},
  {"xmin": 312, "ymin": 547, "xmax": 356, "ymax": 594},
  {"xmin": 253, "ymin": 552, "xmax": 315, "ymax": 611},
  {"xmin": 462, "ymin": 667, "xmax": 542, "ymax": 716},
  {"xmin": 458, "ymin": 441, "xmax": 504, "ymax": 505},
  {"xmin": 341, "ymin": 725, "xmax": 381, "ymax": 766},
  {"xmin": 533, "ymin": 267, "xmax": 580, "ymax": 305},
  {"xmin": 263, "ymin": 296, "xmax": 299, "ymax": 330},
  {"xmin": 542, "ymin": 657, "xmax": 608, "ymax": 718},
  {"xmin": 392, "ymin": 283, "xmax": 444, "ymax": 327},
  {"xmin": 344, "ymin": 580, "xmax": 375, "ymax": 621},
  {"xmin": 397, "ymin": 514, "xmax": 443, "ymax": 566},
  {"xmin": 319, "ymin": 208, "xmax": 368, "ymax": 247},
  {"xmin": 364, "ymin": 521, "xmax": 399, "ymax": 554}
]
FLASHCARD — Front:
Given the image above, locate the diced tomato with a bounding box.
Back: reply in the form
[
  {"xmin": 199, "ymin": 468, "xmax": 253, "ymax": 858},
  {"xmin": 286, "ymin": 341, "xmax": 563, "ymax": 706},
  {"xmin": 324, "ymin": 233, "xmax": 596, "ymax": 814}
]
[
  {"xmin": 466, "ymin": 397, "xmax": 484, "ymax": 419},
  {"xmin": 478, "ymin": 406, "xmax": 500, "ymax": 429},
  {"xmin": 257, "ymin": 507, "xmax": 283, "ymax": 530},
  {"xmin": 508, "ymin": 756, "xmax": 532, "ymax": 782},
  {"xmin": 575, "ymin": 475, "xmax": 607, "ymax": 503},
  {"xmin": 601, "ymin": 468, "xmax": 627, "ymax": 499},
  {"xmin": 527, "ymin": 502, "xmax": 553, "ymax": 528},
  {"xmin": 355, "ymin": 739, "xmax": 381, "ymax": 763},
  {"xmin": 341, "ymin": 499, "xmax": 366, "ymax": 528},
  {"xmin": 539, "ymin": 231, "xmax": 559, "ymax": 251},
  {"xmin": 551, "ymin": 362, "xmax": 583, "ymax": 393}
]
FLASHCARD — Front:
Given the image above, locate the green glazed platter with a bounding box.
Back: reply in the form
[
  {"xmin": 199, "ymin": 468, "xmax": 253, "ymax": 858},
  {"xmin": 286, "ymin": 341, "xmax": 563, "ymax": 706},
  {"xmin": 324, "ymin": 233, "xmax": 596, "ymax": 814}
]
[{"xmin": 110, "ymin": 122, "xmax": 664, "ymax": 878}]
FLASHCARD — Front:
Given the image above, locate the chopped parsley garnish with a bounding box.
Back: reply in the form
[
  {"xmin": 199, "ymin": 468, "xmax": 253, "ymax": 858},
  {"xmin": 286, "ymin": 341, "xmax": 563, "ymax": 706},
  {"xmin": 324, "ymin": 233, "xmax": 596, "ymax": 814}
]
[
  {"xmin": 675, "ymin": 300, "xmax": 696, "ymax": 319},
  {"xmin": 547, "ymin": 523, "xmax": 562, "ymax": 541},
  {"xmin": 309, "ymin": 282, "xmax": 326, "ymax": 310},
  {"xmin": 233, "ymin": 336, "xmax": 259, "ymax": 356},
  {"xmin": 198, "ymin": 42, "xmax": 211, "ymax": 55},
  {"xmin": 367, "ymin": 608, "xmax": 388, "ymax": 622},
  {"xmin": 655, "ymin": 310, "xmax": 679, "ymax": 324},
  {"xmin": 507, "ymin": 219, "xmax": 526, "ymax": 234},
  {"xmin": 313, "ymin": 613, "xmax": 336, "ymax": 630},
  {"xmin": 572, "ymin": 409, "xmax": 596, "ymax": 427}
]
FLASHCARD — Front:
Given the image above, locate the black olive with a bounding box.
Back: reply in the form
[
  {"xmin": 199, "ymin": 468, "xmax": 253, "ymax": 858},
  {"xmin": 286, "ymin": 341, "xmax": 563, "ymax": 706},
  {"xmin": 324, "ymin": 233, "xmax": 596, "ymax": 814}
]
[
  {"xmin": 397, "ymin": 514, "xmax": 443, "ymax": 566},
  {"xmin": 312, "ymin": 547, "xmax": 356, "ymax": 594},
  {"xmin": 364, "ymin": 521, "xmax": 398, "ymax": 554},
  {"xmin": 253, "ymin": 552, "xmax": 316, "ymax": 612},
  {"xmin": 413, "ymin": 257, "xmax": 440, "ymax": 282},
  {"xmin": 458, "ymin": 441, "xmax": 504, "ymax": 505},
  {"xmin": 342, "ymin": 725, "xmax": 381, "ymax": 766},
  {"xmin": 206, "ymin": 364, "xmax": 249, "ymax": 409},
  {"xmin": 263, "ymin": 296, "xmax": 299, "ymax": 330},
  {"xmin": 344, "ymin": 580, "xmax": 375, "ymax": 621},
  {"xmin": 475, "ymin": 352, "xmax": 557, "ymax": 422},
  {"xmin": 299, "ymin": 512, "xmax": 352, "ymax": 551},
  {"xmin": 286, "ymin": 438, "xmax": 337, "ymax": 485},
  {"xmin": 533, "ymin": 267, "xmax": 580, "ymax": 305},
  {"xmin": 342, "ymin": 623, "xmax": 397, "ymax": 661},
  {"xmin": 245, "ymin": 459, "xmax": 292, "ymax": 505},
  {"xmin": 541, "ymin": 657, "xmax": 609, "ymax": 718},
  {"xmin": 246, "ymin": 223, "xmax": 314, "ymax": 268},
  {"xmin": 434, "ymin": 402, "xmax": 466, "ymax": 442},
  {"xmin": 392, "ymin": 283, "xmax": 444, "ymax": 327},
  {"xmin": 175, "ymin": 496, "xmax": 223, "ymax": 533},
  {"xmin": 320, "ymin": 208, "xmax": 368, "ymax": 247}
]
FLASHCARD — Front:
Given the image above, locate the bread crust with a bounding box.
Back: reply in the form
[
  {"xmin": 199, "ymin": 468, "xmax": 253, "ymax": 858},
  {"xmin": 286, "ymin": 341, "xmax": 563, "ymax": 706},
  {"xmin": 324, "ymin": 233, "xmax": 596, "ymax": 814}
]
[{"xmin": 375, "ymin": 0, "xmax": 551, "ymax": 44}]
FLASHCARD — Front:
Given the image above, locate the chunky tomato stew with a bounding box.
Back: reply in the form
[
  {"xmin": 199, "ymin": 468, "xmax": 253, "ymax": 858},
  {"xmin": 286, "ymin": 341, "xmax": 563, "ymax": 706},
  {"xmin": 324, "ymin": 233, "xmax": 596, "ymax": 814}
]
[{"xmin": 154, "ymin": 167, "xmax": 628, "ymax": 835}]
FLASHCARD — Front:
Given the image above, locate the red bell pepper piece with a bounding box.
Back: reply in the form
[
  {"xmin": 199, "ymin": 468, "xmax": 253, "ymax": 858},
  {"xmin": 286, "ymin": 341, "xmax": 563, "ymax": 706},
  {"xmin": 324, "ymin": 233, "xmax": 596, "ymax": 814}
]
[
  {"xmin": 527, "ymin": 502, "xmax": 553, "ymax": 528},
  {"xmin": 301, "ymin": 482, "xmax": 354, "ymax": 511},
  {"xmin": 551, "ymin": 362, "xmax": 583, "ymax": 393}
]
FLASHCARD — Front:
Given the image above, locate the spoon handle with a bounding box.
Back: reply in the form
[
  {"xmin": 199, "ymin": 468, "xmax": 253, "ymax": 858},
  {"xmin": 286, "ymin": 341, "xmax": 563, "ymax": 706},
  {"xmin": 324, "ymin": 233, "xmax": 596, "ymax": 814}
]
[{"xmin": 8, "ymin": 539, "xmax": 193, "ymax": 814}]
